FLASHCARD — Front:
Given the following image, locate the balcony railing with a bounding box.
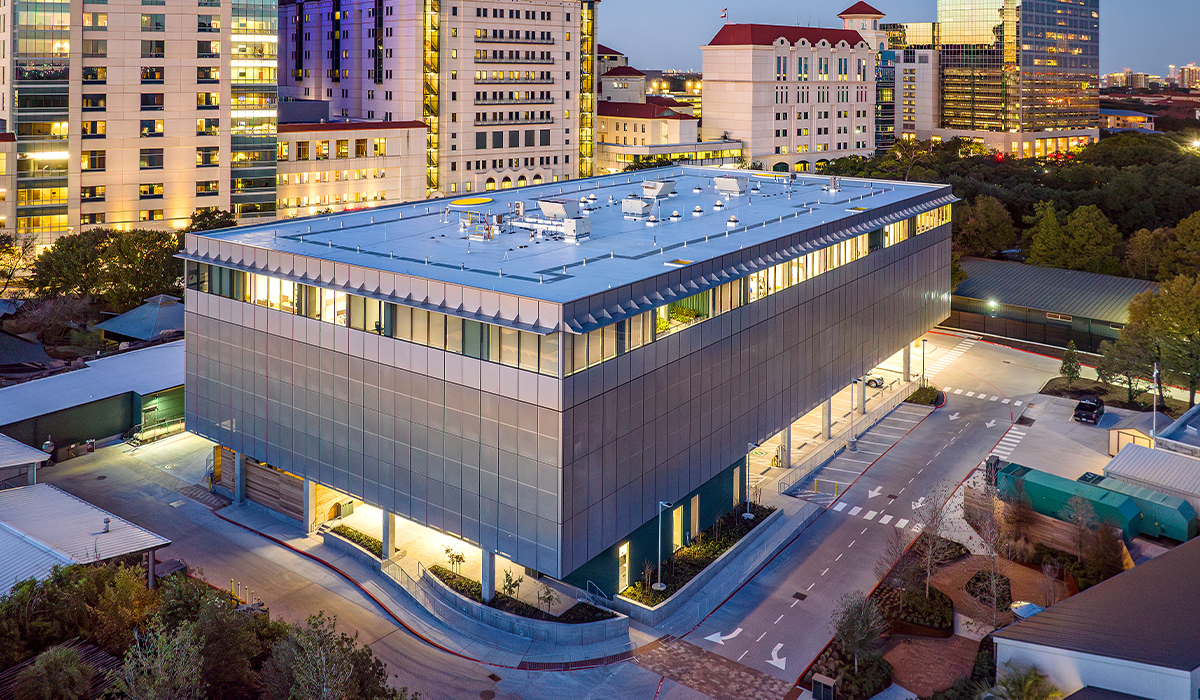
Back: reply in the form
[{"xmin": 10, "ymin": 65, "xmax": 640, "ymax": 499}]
[
  {"xmin": 473, "ymin": 116, "xmax": 555, "ymax": 127},
  {"xmin": 473, "ymin": 96, "xmax": 555, "ymax": 106},
  {"xmin": 474, "ymin": 35, "xmax": 555, "ymax": 45},
  {"xmin": 474, "ymin": 55, "xmax": 555, "ymax": 65},
  {"xmin": 474, "ymin": 76, "xmax": 554, "ymax": 85}
]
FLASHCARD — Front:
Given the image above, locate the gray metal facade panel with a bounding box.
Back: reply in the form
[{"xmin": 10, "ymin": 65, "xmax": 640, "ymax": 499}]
[
  {"xmin": 955, "ymin": 258, "xmax": 1158, "ymax": 325},
  {"xmin": 558, "ymin": 225, "xmax": 951, "ymax": 572}
]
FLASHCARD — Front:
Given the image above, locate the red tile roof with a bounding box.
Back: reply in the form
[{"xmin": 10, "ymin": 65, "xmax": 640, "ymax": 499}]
[
  {"xmin": 602, "ymin": 66, "xmax": 646, "ymax": 78},
  {"xmin": 278, "ymin": 120, "xmax": 426, "ymax": 133},
  {"xmin": 597, "ymin": 44, "xmax": 624, "ymax": 56},
  {"xmin": 839, "ymin": 1, "xmax": 885, "ymax": 17},
  {"xmin": 707, "ymin": 24, "xmax": 866, "ymax": 48},
  {"xmin": 597, "ymin": 101, "xmax": 697, "ymax": 120}
]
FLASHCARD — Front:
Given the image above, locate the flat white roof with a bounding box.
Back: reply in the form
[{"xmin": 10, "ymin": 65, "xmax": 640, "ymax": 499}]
[
  {"xmin": 0, "ymin": 341, "xmax": 183, "ymax": 428},
  {"xmin": 193, "ymin": 166, "xmax": 952, "ymax": 303},
  {"xmin": 0, "ymin": 484, "xmax": 170, "ymax": 590},
  {"xmin": 0, "ymin": 432, "xmax": 49, "ymax": 469}
]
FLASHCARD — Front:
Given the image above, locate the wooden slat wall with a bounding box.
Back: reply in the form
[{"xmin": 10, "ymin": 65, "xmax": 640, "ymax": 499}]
[{"xmin": 213, "ymin": 445, "xmax": 349, "ymax": 525}]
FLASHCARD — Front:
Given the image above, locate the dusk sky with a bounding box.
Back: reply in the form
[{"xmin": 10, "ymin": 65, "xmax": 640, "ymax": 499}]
[{"xmin": 596, "ymin": 0, "xmax": 1195, "ymax": 76}]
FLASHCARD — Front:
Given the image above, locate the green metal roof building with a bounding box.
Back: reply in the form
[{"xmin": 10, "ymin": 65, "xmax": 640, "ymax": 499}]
[
  {"xmin": 1078, "ymin": 472, "xmax": 1199, "ymax": 542},
  {"xmin": 997, "ymin": 462, "xmax": 1143, "ymax": 540}
]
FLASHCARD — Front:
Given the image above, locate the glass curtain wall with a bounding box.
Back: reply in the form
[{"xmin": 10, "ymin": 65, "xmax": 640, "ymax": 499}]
[
  {"xmin": 230, "ymin": 0, "xmax": 278, "ymax": 220},
  {"xmin": 14, "ymin": 0, "xmax": 70, "ymax": 241}
]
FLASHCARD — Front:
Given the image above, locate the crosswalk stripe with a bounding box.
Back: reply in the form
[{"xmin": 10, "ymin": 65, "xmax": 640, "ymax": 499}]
[
  {"xmin": 850, "ymin": 506, "xmax": 862, "ymax": 516},
  {"xmin": 966, "ymin": 391, "xmax": 975, "ymax": 397},
  {"xmin": 1002, "ymin": 398, "xmax": 1010, "ymax": 404},
  {"xmin": 1014, "ymin": 401, "xmax": 1023, "ymax": 406},
  {"xmin": 864, "ymin": 510, "xmax": 877, "ymax": 520},
  {"xmin": 895, "ymin": 519, "xmax": 909, "ymax": 529},
  {"xmin": 833, "ymin": 502, "xmax": 847, "ymax": 512},
  {"xmin": 954, "ymin": 389, "xmax": 963, "ymax": 394},
  {"xmin": 990, "ymin": 396, "xmax": 999, "ymax": 401},
  {"xmin": 880, "ymin": 515, "xmax": 893, "ymax": 525}
]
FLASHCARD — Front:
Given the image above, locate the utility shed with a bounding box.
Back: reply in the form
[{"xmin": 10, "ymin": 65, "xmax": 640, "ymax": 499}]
[
  {"xmin": 1077, "ymin": 472, "xmax": 1199, "ymax": 542},
  {"xmin": 0, "ymin": 432, "xmax": 49, "ymax": 486},
  {"xmin": 949, "ymin": 258, "xmax": 1158, "ymax": 352},
  {"xmin": 1104, "ymin": 444, "xmax": 1200, "ymax": 516},
  {"xmin": 994, "ymin": 536, "xmax": 1200, "ymax": 700},
  {"xmin": 0, "ymin": 483, "xmax": 170, "ymax": 591},
  {"xmin": 1108, "ymin": 412, "xmax": 1172, "ymax": 456},
  {"xmin": 997, "ymin": 463, "xmax": 1143, "ymax": 540}
]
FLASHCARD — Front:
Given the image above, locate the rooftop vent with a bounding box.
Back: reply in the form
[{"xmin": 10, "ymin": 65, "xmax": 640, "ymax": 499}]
[
  {"xmin": 641, "ymin": 179, "xmax": 676, "ymax": 199},
  {"xmin": 539, "ymin": 198, "xmax": 579, "ymax": 219},
  {"xmin": 714, "ymin": 176, "xmax": 748, "ymax": 196},
  {"xmin": 622, "ymin": 198, "xmax": 653, "ymax": 217}
]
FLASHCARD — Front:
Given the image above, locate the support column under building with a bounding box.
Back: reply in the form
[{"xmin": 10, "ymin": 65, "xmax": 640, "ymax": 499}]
[
  {"xmin": 27, "ymin": 461, "xmax": 37, "ymax": 486},
  {"xmin": 903, "ymin": 343, "xmax": 912, "ymax": 383},
  {"xmin": 783, "ymin": 422, "xmax": 792, "ymax": 468},
  {"xmin": 858, "ymin": 377, "xmax": 867, "ymax": 416},
  {"xmin": 302, "ymin": 477, "xmax": 318, "ymax": 533},
  {"xmin": 822, "ymin": 399, "xmax": 832, "ymax": 440},
  {"xmin": 382, "ymin": 510, "xmax": 396, "ymax": 561},
  {"xmin": 481, "ymin": 550, "xmax": 496, "ymax": 603},
  {"xmin": 233, "ymin": 450, "xmax": 246, "ymax": 505}
]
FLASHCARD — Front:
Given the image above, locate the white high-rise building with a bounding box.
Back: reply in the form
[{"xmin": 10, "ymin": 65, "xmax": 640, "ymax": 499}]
[
  {"xmin": 700, "ymin": 3, "xmax": 885, "ymax": 173},
  {"xmin": 277, "ymin": 0, "xmax": 597, "ymax": 198},
  {"xmin": 4, "ymin": 0, "xmax": 279, "ymax": 244}
]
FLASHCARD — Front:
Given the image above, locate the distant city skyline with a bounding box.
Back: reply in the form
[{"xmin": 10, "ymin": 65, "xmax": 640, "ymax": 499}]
[{"xmin": 597, "ymin": 0, "xmax": 1194, "ymax": 78}]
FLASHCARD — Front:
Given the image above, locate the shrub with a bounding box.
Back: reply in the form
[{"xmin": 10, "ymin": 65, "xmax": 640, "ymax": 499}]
[
  {"xmin": 899, "ymin": 586, "xmax": 954, "ymax": 629},
  {"xmin": 13, "ymin": 646, "xmax": 93, "ymax": 700},
  {"xmin": 330, "ymin": 525, "xmax": 383, "ymax": 558},
  {"xmin": 905, "ymin": 386, "xmax": 940, "ymax": 405}
]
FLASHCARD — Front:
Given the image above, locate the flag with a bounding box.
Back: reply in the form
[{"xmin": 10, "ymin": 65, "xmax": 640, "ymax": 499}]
[{"xmin": 721, "ymin": 8, "xmax": 727, "ymax": 19}]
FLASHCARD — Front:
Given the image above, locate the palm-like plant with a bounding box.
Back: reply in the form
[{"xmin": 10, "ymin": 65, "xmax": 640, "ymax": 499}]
[{"xmin": 992, "ymin": 662, "xmax": 1063, "ymax": 700}]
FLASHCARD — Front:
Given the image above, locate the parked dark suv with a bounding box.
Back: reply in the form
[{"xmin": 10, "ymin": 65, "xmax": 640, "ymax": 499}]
[{"xmin": 1073, "ymin": 395, "xmax": 1105, "ymax": 424}]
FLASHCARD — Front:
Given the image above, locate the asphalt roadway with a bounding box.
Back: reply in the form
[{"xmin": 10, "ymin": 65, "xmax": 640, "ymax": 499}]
[{"xmin": 683, "ymin": 331, "xmax": 1053, "ymax": 685}]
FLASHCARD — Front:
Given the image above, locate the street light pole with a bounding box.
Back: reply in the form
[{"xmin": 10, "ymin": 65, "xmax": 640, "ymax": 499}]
[
  {"xmin": 744, "ymin": 443, "xmax": 758, "ymax": 520},
  {"xmin": 653, "ymin": 500, "xmax": 672, "ymax": 591},
  {"xmin": 848, "ymin": 380, "xmax": 857, "ymax": 451}
]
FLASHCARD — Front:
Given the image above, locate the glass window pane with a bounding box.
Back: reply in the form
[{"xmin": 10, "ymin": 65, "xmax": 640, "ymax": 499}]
[
  {"xmin": 428, "ymin": 313, "xmax": 445, "ymax": 350},
  {"xmin": 333, "ymin": 292, "xmax": 347, "ymax": 325},
  {"xmin": 394, "ymin": 305, "xmax": 411, "ymax": 340},
  {"xmin": 602, "ymin": 325, "xmax": 616, "ymax": 361},
  {"xmin": 445, "ymin": 316, "xmax": 463, "ymax": 353},
  {"xmin": 463, "ymin": 320, "xmax": 484, "ymax": 359},
  {"xmin": 587, "ymin": 329, "xmax": 602, "ymax": 367},
  {"xmin": 412, "ymin": 309, "xmax": 428, "ymax": 345},
  {"xmin": 489, "ymin": 325, "xmax": 501, "ymax": 363},
  {"xmin": 540, "ymin": 333, "xmax": 559, "ymax": 376},
  {"xmin": 500, "ymin": 328, "xmax": 519, "ymax": 367},
  {"xmin": 280, "ymin": 281, "xmax": 296, "ymax": 314},
  {"xmin": 348, "ymin": 295, "xmax": 365, "ymax": 330},
  {"xmin": 365, "ymin": 299, "xmax": 382, "ymax": 334},
  {"xmin": 519, "ymin": 332, "xmax": 539, "ymax": 371}
]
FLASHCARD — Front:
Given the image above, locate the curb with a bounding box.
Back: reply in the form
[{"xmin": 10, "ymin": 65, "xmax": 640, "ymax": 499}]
[{"xmin": 210, "ymin": 507, "xmax": 648, "ymax": 673}]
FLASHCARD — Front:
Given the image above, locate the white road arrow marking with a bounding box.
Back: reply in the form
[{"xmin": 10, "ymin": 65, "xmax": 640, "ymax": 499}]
[
  {"xmin": 986, "ymin": 420, "xmax": 997, "ymax": 428},
  {"xmin": 949, "ymin": 412, "xmax": 961, "ymax": 421},
  {"xmin": 868, "ymin": 486, "xmax": 883, "ymax": 499},
  {"xmin": 704, "ymin": 627, "xmax": 743, "ymax": 645},
  {"xmin": 912, "ymin": 496, "xmax": 927, "ymax": 510},
  {"xmin": 767, "ymin": 643, "xmax": 787, "ymax": 670}
]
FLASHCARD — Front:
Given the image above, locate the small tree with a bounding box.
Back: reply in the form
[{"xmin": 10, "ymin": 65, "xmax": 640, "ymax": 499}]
[
  {"xmin": 536, "ymin": 584, "xmax": 561, "ymax": 615},
  {"xmin": 183, "ymin": 208, "xmax": 238, "ymax": 233},
  {"xmin": 110, "ymin": 621, "xmax": 205, "ymax": 700},
  {"xmin": 443, "ymin": 546, "xmax": 465, "ymax": 575},
  {"xmin": 0, "ymin": 233, "xmax": 36, "ymax": 297},
  {"xmin": 1096, "ymin": 337, "xmax": 1149, "ymax": 404},
  {"xmin": 992, "ymin": 662, "xmax": 1063, "ymax": 700},
  {"xmin": 13, "ymin": 646, "xmax": 94, "ymax": 700},
  {"xmin": 1062, "ymin": 494, "xmax": 1097, "ymax": 561},
  {"xmin": 830, "ymin": 590, "xmax": 887, "ymax": 674},
  {"xmin": 501, "ymin": 569, "xmax": 524, "ymax": 599},
  {"xmin": 1059, "ymin": 340, "xmax": 1082, "ymax": 387},
  {"xmin": 1040, "ymin": 561, "xmax": 1063, "ymax": 608},
  {"xmin": 912, "ymin": 481, "xmax": 961, "ymax": 598}
]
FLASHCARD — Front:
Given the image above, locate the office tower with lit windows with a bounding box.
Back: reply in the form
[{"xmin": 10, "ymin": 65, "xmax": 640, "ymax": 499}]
[
  {"xmin": 277, "ymin": 1, "xmax": 596, "ymax": 198},
  {"xmin": 3, "ymin": 0, "xmax": 278, "ymax": 244},
  {"xmin": 885, "ymin": 0, "xmax": 1099, "ymax": 157}
]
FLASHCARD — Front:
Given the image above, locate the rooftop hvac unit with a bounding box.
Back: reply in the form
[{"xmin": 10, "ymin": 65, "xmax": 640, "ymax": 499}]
[
  {"xmin": 563, "ymin": 217, "xmax": 591, "ymax": 243},
  {"xmin": 713, "ymin": 176, "xmax": 748, "ymax": 196},
  {"xmin": 641, "ymin": 179, "xmax": 676, "ymax": 199},
  {"xmin": 622, "ymin": 198, "xmax": 652, "ymax": 216},
  {"xmin": 538, "ymin": 198, "xmax": 579, "ymax": 219}
]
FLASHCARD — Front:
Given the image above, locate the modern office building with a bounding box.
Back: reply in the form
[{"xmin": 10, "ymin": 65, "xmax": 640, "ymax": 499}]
[
  {"xmin": 884, "ymin": 0, "xmax": 1100, "ymax": 157},
  {"xmin": 276, "ymin": 0, "xmax": 598, "ymax": 198},
  {"xmin": 700, "ymin": 3, "xmax": 886, "ymax": 173},
  {"xmin": 3, "ymin": 0, "xmax": 278, "ymax": 245},
  {"xmin": 180, "ymin": 166, "xmax": 953, "ymax": 597},
  {"xmin": 1180, "ymin": 64, "xmax": 1200, "ymax": 90}
]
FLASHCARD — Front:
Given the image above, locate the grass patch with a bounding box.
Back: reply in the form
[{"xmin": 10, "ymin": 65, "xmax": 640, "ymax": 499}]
[
  {"xmin": 1041, "ymin": 377, "xmax": 1188, "ymax": 419},
  {"xmin": 905, "ymin": 386, "xmax": 940, "ymax": 405},
  {"xmin": 620, "ymin": 503, "xmax": 776, "ymax": 606},
  {"xmin": 803, "ymin": 640, "xmax": 893, "ymax": 700},
  {"xmin": 428, "ymin": 565, "xmax": 616, "ymax": 624},
  {"xmin": 330, "ymin": 524, "xmax": 382, "ymax": 557},
  {"xmin": 965, "ymin": 570, "xmax": 1011, "ymax": 610}
]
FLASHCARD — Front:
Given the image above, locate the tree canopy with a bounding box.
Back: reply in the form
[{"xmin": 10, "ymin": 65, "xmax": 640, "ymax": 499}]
[{"xmin": 27, "ymin": 228, "xmax": 183, "ymax": 311}]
